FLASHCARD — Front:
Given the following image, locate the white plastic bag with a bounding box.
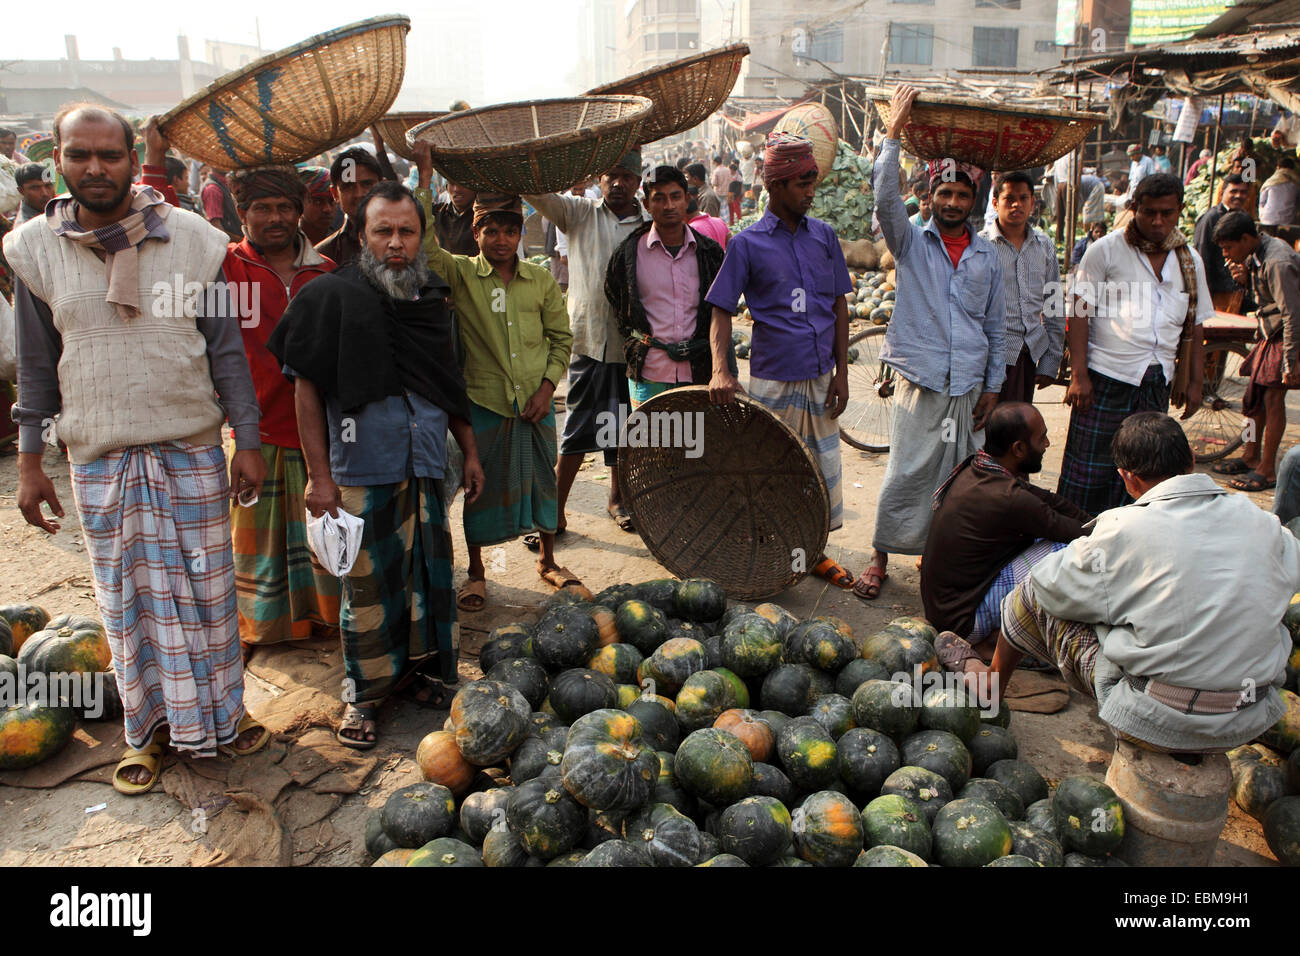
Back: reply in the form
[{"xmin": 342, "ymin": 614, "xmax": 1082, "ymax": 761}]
[
  {"xmin": 306, "ymin": 507, "xmax": 365, "ymax": 577},
  {"xmin": 0, "ymin": 294, "xmax": 15, "ymax": 382}
]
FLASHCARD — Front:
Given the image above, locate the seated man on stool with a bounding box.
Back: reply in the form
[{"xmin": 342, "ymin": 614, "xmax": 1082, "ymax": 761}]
[
  {"xmin": 939, "ymin": 412, "xmax": 1297, "ymax": 753},
  {"xmin": 923, "ymin": 402, "xmax": 1091, "ymax": 665}
]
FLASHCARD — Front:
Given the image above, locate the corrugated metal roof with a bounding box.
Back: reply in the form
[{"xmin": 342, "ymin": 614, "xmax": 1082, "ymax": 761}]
[{"xmin": 1163, "ymin": 28, "xmax": 1300, "ymax": 55}]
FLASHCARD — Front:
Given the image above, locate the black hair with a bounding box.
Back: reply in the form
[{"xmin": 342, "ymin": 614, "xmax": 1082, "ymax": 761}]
[
  {"xmin": 15, "ymin": 163, "xmax": 49, "ymax": 188},
  {"xmin": 476, "ymin": 211, "xmax": 523, "ymax": 231},
  {"xmin": 52, "ymin": 104, "xmax": 134, "ymax": 152},
  {"xmin": 355, "ymin": 181, "xmax": 425, "ymax": 236},
  {"xmin": 645, "ymin": 165, "xmax": 689, "ymax": 198},
  {"xmin": 686, "ymin": 162, "xmax": 707, "ymax": 182},
  {"xmin": 983, "ymin": 402, "xmax": 1036, "ymax": 457},
  {"xmin": 1131, "ymin": 172, "xmax": 1184, "ymax": 208},
  {"xmin": 675, "ymin": 157, "xmax": 689, "ymax": 170},
  {"xmin": 996, "ymin": 170, "xmax": 1036, "ymax": 197},
  {"xmin": 1111, "ymin": 411, "xmax": 1193, "ymax": 481},
  {"xmin": 1212, "ymin": 210, "xmax": 1257, "ymax": 243},
  {"xmin": 164, "ymin": 156, "xmax": 188, "ymax": 183},
  {"xmin": 0, "ymin": 127, "xmax": 14, "ymax": 138},
  {"xmin": 686, "ymin": 194, "xmax": 699, "ymax": 215},
  {"xmin": 1280, "ymin": 155, "xmax": 1296, "ymax": 170},
  {"xmin": 329, "ymin": 146, "xmax": 385, "ymax": 186},
  {"xmin": 1222, "ymin": 173, "xmax": 1247, "ymax": 187}
]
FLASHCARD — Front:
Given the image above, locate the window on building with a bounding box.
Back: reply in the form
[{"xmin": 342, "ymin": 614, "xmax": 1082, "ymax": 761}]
[
  {"xmin": 972, "ymin": 26, "xmax": 1018, "ymax": 67},
  {"xmin": 1033, "ymin": 39, "xmax": 1056, "ymax": 52},
  {"xmin": 644, "ymin": 34, "xmax": 656, "ymax": 51},
  {"xmin": 809, "ymin": 22, "xmax": 845, "ymax": 62},
  {"xmin": 679, "ymin": 32, "xmax": 700, "ymax": 51},
  {"xmin": 889, "ymin": 23, "xmax": 934, "ymax": 65},
  {"xmin": 975, "ymin": 0, "xmax": 1020, "ymax": 7},
  {"xmin": 658, "ymin": 31, "xmax": 677, "ymax": 49}
]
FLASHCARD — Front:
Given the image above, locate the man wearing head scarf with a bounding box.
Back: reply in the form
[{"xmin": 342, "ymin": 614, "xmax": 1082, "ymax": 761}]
[
  {"xmin": 5, "ymin": 105, "xmax": 269, "ymax": 792},
  {"xmin": 523, "ymin": 151, "xmax": 651, "ymax": 541},
  {"xmin": 298, "ymin": 166, "xmax": 337, "ymax": 246},
  {"xmin": 852, "ymin": 84, "xmax": 1007, "ymax": 602},
  {"xmin": 706, "ymin": 131, "xmax": 858, "ymax": 590},
  {"xmin": 214, "ymin": 164, "xmax": 343, "ymax": 652},
  {"xmin": 413, "ymin": 158, "xmax": 575, "ymax": 609}
]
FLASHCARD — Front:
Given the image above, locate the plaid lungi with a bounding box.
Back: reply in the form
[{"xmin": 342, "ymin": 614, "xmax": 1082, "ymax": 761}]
[
  {"xmin": 463, "ymin": 401, "xmax": 558, "ymax": 547},
  {"xmin": 70, "ymin": 442, "xmax": 245, "ymax": 754},
  {"xmin": 748, "ymin": 371, "xmax": 843, "ymax": 532},
  {"xmin": 1240, "ymin": 334, "xmax": 1290, "ymax": 418},
  {"xmin": 228, "ymin": 442, "xmax": 340, "ymax": 644},
  {"xmin": 970, "ymin": 539, "xmax": 1069, "ymax": 642},
  {"xmin": 1056, "ymin": 365, "xmax": 1169, "ymax": 515},
  {"xmin": 338, "ymin": 477, "xmax": 458, "ymax": 703},
  {"xmin": 1000, "ymin": 577, "xmax": 1099, "ymax": 698}
]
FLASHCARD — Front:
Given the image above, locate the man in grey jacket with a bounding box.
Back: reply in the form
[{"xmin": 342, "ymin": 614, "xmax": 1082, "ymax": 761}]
[{"xmin": 938, "ymin": 412, "xmax": 1297, "ymax": 753}]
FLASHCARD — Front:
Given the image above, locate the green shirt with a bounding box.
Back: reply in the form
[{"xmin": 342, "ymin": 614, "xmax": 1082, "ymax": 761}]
[{"xmin": 418, "ymin": 189, "xmax": 573, "ymax": 418}]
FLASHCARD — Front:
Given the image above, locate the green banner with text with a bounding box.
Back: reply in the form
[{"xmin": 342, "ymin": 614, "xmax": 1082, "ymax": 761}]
[{"xmin": 1129, "ymin": 0, "xmax": 1234, "ymax": 45}]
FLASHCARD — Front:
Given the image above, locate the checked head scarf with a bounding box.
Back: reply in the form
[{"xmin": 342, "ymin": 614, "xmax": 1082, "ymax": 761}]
[
  {"xmin": 762, "ymin": 132, "xmax": 818, "ymax": 186},
  {"xmin": 46, "ymin": 183, "xmax": 171, "ymax": 322},
  {"xmin": 229, "ymin": 165, "xmax": 306, "ymax": 211}
]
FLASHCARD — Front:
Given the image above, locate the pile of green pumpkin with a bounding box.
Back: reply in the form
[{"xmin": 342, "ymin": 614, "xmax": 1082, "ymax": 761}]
[
  {"xmin": 847, "ymin": 270, "xmax": 895, "ymax": 325},
  {"xmin": 0, "ymin": 604, "xmax": 121, "ymax": 771},
  {"xmin": 364, "ymin": 578, "xmax": 1160, "ymax": 868}
]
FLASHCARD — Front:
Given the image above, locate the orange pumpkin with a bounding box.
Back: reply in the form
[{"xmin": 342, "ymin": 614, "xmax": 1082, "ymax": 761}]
[
  {"xmin": 415, "ymin": 730, "xmax": 476, "ymax": 798},
  {"xmin": 590, "ymin": 606, "xmax": 619, "ymax": 647},
  {"xmin": 714, "ymin": 708, "xmax": 775, "ymax": 763}
]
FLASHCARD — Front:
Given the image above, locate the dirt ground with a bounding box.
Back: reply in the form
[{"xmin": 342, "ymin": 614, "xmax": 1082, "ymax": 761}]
[{"xmin": 0, "ymin": 356, "xmax": 1288, "ymax": 866}]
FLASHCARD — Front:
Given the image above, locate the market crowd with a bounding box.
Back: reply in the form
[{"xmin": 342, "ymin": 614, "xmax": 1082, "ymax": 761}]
[{"xmin": 1, "ymin": 81, "xmax": 1298, "ymax": 791}]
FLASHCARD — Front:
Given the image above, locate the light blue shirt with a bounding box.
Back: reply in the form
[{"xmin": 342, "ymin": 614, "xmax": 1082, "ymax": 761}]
[{"xmin": 872, "ymin": 138, "xmax": 1006, "ymax": 396}]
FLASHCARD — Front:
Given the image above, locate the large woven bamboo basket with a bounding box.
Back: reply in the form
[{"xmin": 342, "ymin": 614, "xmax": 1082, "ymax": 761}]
[
  {"xmin": 158, "ymin": 15, "xmax": 410, "ymax": 169},
  {"xmin": 587, "ymin": 43, "xmax": 749, "ymax": 145},
  {"xmin": 869, "ymin": 93, "xmax": 1104, "ymax": 171},
  {"xmin": 406, "ymin": 96, "xmax": 652, "ymax": 195},
  {"xmin": 374, "ymin": 111, "xmax": 447, "ymax": 161},
  {"xmin": 619, "ymin": 387, "xmax": 829, "ymax": 601}
]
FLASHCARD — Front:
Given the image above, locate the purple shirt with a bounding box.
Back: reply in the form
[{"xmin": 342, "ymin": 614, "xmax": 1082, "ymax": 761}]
[
  {"xmin": 636, "ymin": 224, "xmax": 701, "ymax": 384},
  {"xmin": 705, "ymin": 209, "xmax": 852, "ymax": 381}
]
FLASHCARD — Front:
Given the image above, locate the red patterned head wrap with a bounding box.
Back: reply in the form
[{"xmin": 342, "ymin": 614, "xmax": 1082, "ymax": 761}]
[
  {"xmin": 762, "ymin": 132, "xmax": 818, "ymax": 186},
  {"xmin": 927, "ymin": 158, "xmax": 984, "ymax": 193}
]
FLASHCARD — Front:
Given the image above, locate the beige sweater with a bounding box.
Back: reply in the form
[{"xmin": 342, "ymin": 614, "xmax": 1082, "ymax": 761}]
[{"xmin": 4, "ymin": 212, "xmax": 232, "ymax": 463}]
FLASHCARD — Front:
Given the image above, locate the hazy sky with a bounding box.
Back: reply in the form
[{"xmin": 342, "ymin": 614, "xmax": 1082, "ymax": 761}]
[{"xmin": 0, "ymin": 1, "xmax": 587, "ymax": 102}]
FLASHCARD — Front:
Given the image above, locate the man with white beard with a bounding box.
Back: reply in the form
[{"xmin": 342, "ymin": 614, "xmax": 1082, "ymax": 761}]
[{"xmin": 268, "ymin": 181, "xmax": 485, "ymax": 748}]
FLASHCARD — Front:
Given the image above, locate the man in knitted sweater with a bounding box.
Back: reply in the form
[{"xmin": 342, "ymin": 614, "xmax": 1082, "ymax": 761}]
[{"xmin": 5, "ymin": 105, "xmax": 270, "ymax": 794}]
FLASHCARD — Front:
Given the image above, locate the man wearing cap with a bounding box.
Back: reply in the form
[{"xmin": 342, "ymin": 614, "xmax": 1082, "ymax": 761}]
[
  {"xmin": 706, "ymin": 132, "xmax": 858, "ymax": 590},
  {"xmin": 414, "ymin": 143, "xmax": 575, "ymax": 608},
  {"xmin": 298, "ymin": 166, "xmax": 337, "ymax": 246},
  {"xmin": 1126, "ymin": 144, "xmax": 1156, "ymax": 200},
  {"xmin": 13, "ymin": 163, "xmax": 54, "ymax": 226},
  {"xmin": 523, "ymin": 151, "xmax": 651, "ymax": 540},
  {"xmin": 220, "ymin": 165, "xmax": 342, "ymax": 651},
  {"xmin": 853, "ymin": 83, "xmax": 1006, "ymax": 601}
]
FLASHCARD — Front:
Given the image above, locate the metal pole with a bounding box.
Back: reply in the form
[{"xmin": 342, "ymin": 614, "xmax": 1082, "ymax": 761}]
[
  {"xmin": 1207, "ymin": 93, "xmax": 1224, "ymax": 216},
  {"xmin": 1065, "ymin": 71, "xmax": 1080, "ymax": 270}
]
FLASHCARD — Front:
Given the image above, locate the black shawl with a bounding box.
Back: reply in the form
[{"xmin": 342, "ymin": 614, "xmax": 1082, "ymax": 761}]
[{"xmin": 267, "ymin": 263, "xmax": 470, "ymax": 420}]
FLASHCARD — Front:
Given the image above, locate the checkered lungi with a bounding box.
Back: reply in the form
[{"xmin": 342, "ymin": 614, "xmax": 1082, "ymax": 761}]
[
  {"xmin": 969, "ymin": 539, "xmax": 1069, "ymax": 642},
  {"xmin": 747, "ymin": 370, "xmax": 843, "ymax": 532},
  {"xmin": 228, "ymin": 441, "xmax": 340, "ymax": 644},
  {"xmin": 999, "ymin": 577, "xmax": 1100, "ymax": 698},
  {"xmin": 338, "ymin": 477, "xmax": 459, "ymax": 703},
  {"xmin": 463, "ymin": 401, "xmax": 559, "ymax": 548},
  {"xmin": 1056, "ymin": 365, "xmax": 1170, "ymax": 516},
  {"xmin": 70, "ymin": 441, "xmax": 246, "ymax": 754}
]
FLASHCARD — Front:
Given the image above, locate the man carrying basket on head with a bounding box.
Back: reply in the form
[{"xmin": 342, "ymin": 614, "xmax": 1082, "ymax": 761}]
[
  {"xmin": 705, "ymin": 131, "xmax": 858, "ymax": 589},
  {"xmin": 854, "ymin": 83, "xmax": 1006, "ymax": 601}
]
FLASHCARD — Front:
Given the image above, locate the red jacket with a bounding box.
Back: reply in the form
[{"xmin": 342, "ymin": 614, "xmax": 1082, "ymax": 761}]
[{"xmin": 222, "ymin": 237, "xmax": 335, "ymax": 448}]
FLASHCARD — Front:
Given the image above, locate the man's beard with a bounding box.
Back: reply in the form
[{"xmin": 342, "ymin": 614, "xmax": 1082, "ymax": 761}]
[
  {"xmin": 1022, "ymin": 449, "xmax": 1045, "ymax": 475},
  {"xmin": 67, "ymin": 176, "xmax": 132, "ymax": 214},
  {"xmin": 359, "ymin": 246, "xmax": 430, "ymax": 300}
]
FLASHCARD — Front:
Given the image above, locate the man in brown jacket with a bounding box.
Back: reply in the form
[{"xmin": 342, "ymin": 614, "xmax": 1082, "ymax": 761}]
[{"xmin": 921, "ymin": 402, "xmax": 1091, "ymax": 662}]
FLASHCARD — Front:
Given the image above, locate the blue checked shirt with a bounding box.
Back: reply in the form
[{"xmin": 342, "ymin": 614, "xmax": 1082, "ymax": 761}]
[
  {"xmin": 980, "ymin": 218, "xmax": 1065, "ymax": 376},
  {"xmin": 873, "ymin": 139, "xmax": 1006, "ymax": 396}
]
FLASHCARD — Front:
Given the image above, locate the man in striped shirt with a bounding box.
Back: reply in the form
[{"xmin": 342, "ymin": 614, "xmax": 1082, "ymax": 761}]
[{"xmin": 980, "ymin": 170, "xmax": 1065, "ymax": 404}]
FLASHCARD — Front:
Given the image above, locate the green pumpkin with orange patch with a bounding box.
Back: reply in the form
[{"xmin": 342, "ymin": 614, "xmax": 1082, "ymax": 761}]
[
  {"xmin": 17, "ymin": 615, "xmax": 111, "ymax": 676},
  {"xmin": 0, "ymin": 701, "xmax": 77, "ymax": 769},
  {"xmin": 776, "ymin": 716, "xmax": 839, "ymax": 791},
  {"xmin": 0, "ymin": 605, "xmax": 51, "ymax": 655}
]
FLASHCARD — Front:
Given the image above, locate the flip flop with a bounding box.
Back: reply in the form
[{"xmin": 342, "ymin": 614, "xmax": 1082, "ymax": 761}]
[
  {"xmin": 456, "ymin": 577, "xmax": 487, "ymax": 612},
  {"xmin": 935, "ymin": 631, "xmax": 986, "ymax": 674},
  {"xmin": 523, "ymin": 528, "xmax": 567, "ymax": 552},
  {"xmin": 1228, "ymin": 470, "xmax": 1276, "ymax": 492},
  {"xmin": 538, "ymin": 564, "xmax": 583, "ymax": 590},
  {"xmin": 608, "ymin": 506, "xmax": 636, "ymax": 533},
  {"xmin": 402, "ymin": 673, "xmax": 459, "ymax": 710},
  {"xmin": 851, "ymin": 566, "xmax": 888, "ymax": 601},
  {"xmin": 336, "ymin": 704, "xmax": 378, "ymax": 750},
  {"xmin": 812, "ymin": 556, "xmax": 854, "ymax": 589},
  {"xmin": 219, "ymin": 713, "xmax": 270, "ymax": 758},
  {"xmin": 112, "ymin": 727, "xmax": 169, "ymax": 796},
  {"xmin": 1212, "ymin": 458, "xmax": 1253, "ymax": 476}
]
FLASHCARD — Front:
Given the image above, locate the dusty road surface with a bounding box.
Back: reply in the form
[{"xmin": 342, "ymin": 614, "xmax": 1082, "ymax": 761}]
[{"xmin": 0, "ymin": 359, "xmax": 1288, "ymax": 866}]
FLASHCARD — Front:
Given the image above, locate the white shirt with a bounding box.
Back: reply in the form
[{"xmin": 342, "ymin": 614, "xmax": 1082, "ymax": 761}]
[
  {"xmin": 1274, "ymin": 113, "xmax": 1300, "ymax": 148},
  {"xmin": 1074, "ymin": 230, "xmax": 1213, "ymax": 386},
  {"xmin": 1127, "ymin": 155, "xmax": 1156, "ymax": 197}
]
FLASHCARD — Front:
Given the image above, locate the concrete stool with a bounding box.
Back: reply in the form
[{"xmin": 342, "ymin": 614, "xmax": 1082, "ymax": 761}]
[{"xmin": 1105, "ymin": 740, "xmax": 1231, "ymax": 866}]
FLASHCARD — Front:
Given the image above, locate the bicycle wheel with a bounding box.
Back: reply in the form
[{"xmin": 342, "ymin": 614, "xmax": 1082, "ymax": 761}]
[
  {"xmin": 840, "ymin": 326, "xmax": 893, "ymax": 453},
  {"xmin": 1179, "ymin": 340, "xmax": 1250, "ymax": 463}
]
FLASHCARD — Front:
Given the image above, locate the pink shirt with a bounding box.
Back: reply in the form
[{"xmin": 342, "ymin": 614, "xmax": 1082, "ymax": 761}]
[
  {"xmin": 689, "ymin": 214, "xmax": 729, "ymax": 249},
  {"xmin": 636, "ymin": 224, "xmax": 701, "ymax": 384}
]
